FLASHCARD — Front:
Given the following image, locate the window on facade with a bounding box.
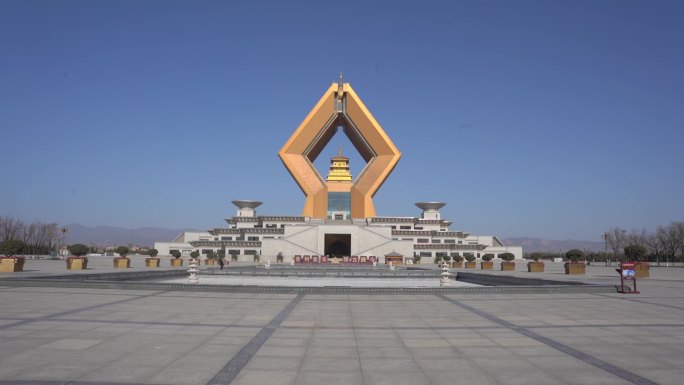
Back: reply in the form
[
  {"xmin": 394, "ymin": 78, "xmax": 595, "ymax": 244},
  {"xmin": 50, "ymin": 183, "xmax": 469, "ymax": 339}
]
[
  {"xmin": 431, "ymin": 239, "xmax": 441, "ymax": 243},
  {"xmin": 444, "ymin": 239, "xmax": 456, "ymax": 244},
  {"xmin": 419, "ymin": 252, "xmax": 432, "ymax": 257},
  {"xmin": 414, "ymin": 226, "xmax": 423, "ymax": 230},
  {"xmin": 220, "ymin": 236, "xmax": 232, "ymax": 241},
  {"xmin": 201, "ymin": 249, "xmax": 212, "ymax": 254},
  {"xmin": 458, "ymin": 241, "xmax": 463, "ymax": 244},
  {"xmin": 248, "ymin": 236, "xmax": 259, "ymax": 241},
  {"xmin": 402, "ymin": 238, "xmax": 413, "ymax": 241},
  {"xmin": 391, "ymin": 226, "xmax": 396, "ymax": 229},
  {"xmin": 417, "ymin": 238, "xmax": 429, "ymax": 243},
  {"xmin": 450, "ymin": 252, "xmax": 460, "ymax": 257},
  {"xmin": 244, "ymin": 250, "xmax": 257, "ymax": 255},
  {"xmin": 436, "ymin": 252, "xmax": 447, "ymax": 257},
  {"xmin": 400, "ymin": 225, "xmax": 412, "ymax": 230},
  {"xmin": 228, "ymin": 249, "xmax": 240, "ymax": 255}
]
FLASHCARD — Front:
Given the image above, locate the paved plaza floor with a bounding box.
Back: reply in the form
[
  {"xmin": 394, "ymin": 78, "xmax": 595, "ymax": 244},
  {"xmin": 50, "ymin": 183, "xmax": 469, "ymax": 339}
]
[{"xmin": 1, "ymin": 258, "xmax": 683, "ymax": 385}]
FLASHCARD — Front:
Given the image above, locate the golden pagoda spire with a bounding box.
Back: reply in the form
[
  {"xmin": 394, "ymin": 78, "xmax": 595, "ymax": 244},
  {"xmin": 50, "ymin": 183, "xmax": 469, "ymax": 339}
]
[{"xmin": 326, "ymin": 148, "xmax": 352, "ymax": 182}]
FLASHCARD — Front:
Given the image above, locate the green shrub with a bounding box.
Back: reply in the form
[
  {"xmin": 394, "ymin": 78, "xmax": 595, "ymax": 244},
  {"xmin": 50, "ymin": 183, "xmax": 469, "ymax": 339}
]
[
  {"xmin": 453, "ymin": 255, "xmax": 464, "ymax": 262},
  {"xmin": 499, "ymin": 252, "xmax": 515, "ymax": 261},
  {"xmin": 190, "ymin": 250, "xmax": 199, "ymax": 259},
  {"xmin": 68, "ymin": 244, "xmax": 89, "ymax": 257},
  {"xmin": 529, "ymin": 252, "xmax": 543, "ymax": 262},
  {"xmin": 170, "ymin": 250, "xmax": 181, "ymax": 259},
  {"xmin": 482, "ymin": 254, "xmax": 494, "ymax": 261},
  {"xmin": 464, "ymin": 254, "xmax": 476, "ymax": 262},
  {"xmin": 148, "ymin": 248, "xmax": 159, "ymax": 257},
  {"xmin": 116, "ymin": 246, "xmax": 129, "ymax": 258},
  {"xmin": 0, "ymin": 239, "xmax": 26, "ymax": 257},
  {"xmin": 565, "ymin": 249, "xmax": 584, "ymax": 262},
  {"xmin": 624, "ymin": 245, "xmax": 647, "ymax": 261}
]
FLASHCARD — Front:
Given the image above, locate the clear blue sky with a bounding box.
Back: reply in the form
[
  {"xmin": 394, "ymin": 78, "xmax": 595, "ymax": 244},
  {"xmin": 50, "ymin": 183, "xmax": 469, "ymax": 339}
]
[{"xmin": 2, "ymin": 0, "xmax": 683, "ymax": 241}]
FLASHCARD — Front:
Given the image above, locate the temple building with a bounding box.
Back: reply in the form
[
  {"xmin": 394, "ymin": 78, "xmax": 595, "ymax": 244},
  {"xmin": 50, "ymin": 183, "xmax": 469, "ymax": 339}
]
[{"xmin": 154, "ymin": 78, "xmax": 522, "ymax": 263}]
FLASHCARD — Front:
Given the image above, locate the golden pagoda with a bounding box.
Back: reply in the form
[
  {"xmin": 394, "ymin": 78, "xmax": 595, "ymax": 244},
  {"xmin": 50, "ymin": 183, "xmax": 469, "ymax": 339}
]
[{"xmin": 326, "ymin": 147, "xmax": 353, "ymax": 182}]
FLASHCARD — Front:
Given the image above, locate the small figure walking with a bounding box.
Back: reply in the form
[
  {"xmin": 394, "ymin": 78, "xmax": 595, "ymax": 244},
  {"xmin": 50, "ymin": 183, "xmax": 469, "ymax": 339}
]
[{"xmin": 218, "ymin": 257, "xmax": 225, "ymax": 270}]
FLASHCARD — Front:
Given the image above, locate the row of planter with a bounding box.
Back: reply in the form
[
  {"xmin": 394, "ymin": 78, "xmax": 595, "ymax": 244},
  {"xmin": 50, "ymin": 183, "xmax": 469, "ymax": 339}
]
[
  {"xmin": 446, "ymin": 260, "xmax": 650, "ymax": 277},
  {"xmin": 0, "ymin": 257, "xmax": 223, "ymax": 272}
]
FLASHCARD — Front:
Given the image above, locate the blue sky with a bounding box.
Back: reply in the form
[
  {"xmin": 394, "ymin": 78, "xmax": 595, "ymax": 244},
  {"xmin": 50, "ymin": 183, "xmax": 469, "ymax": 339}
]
[{"xmin": 1, "ymin": 0, "xmax": 682, "ymax": 241}]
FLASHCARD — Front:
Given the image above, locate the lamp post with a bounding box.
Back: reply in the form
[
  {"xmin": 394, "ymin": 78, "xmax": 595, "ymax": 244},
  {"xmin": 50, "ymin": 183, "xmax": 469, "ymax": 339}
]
[{"xmin": 601, "ymin": 232, "xmax": 609, "ymax": 266}]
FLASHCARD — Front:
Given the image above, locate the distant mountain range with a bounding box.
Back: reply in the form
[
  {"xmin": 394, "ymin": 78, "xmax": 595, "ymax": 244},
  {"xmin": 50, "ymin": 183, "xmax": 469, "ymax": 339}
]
[
  {"xmin": 63, "ymin": 224, "xmax": 604, "ymax": 252},
  {"xmin": 502, "ymin": 237, "xmax": 604, "ymax": 253},
  {"xmin": 63, "ymin": 224, "xmax": 197, "ymax": 247}
]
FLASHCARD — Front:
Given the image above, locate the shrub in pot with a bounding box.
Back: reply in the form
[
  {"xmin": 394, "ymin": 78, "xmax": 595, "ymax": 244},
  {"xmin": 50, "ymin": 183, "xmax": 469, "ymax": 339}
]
[
  {"xmin": 145, "ymin": 248, "xmax": 160, "ymax": 267},
  {"xmin": 452, "ymin": 255, "xmax": 464, "ymax": 268},
  {"xmin": 170, "ymin": 250, "xmax": 183, "ymax": 266},
  {"xmin": 67, "ymin": 243, "xmax": 89, "ymax": 270},
  {"xmin": 464, "ymin": 253, "xmax": 476, "ymax": 269},
  {"xmin": 564, "ymin": 249, "xmax": 585, "ymax": 275},
  {"xmin": 276, "ymin": 252, "xmax": 284, "ymax": 263},
  {"xmin": 205, "ymin": 251, "xmax": 217, "ymax": 265},
  {"xmin": 499, "ymin": 252, "xmax": 515, "ymax": 271},
  {"xmin": 0, "ymin": 239, "xmax": 26, "ymax": 272},
  {"xmin": 527, "ymin": 252, "xmax": 545, "ymax": 272},
  {"xmin": 113, "ymin": 246, "xmax": 130, "ymax": 268},
  {"xmin": 481, "ymin": 254, "xmax": 494, "ymax": 270}
]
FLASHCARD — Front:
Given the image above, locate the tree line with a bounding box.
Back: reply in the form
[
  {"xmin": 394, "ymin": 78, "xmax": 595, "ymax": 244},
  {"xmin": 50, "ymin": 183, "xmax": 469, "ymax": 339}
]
[
  {"xmin": 600, "ymin": 222, "xmax": 684, "ymax": 264},
  {"xmin": 0, "ymin": 215, "xmax": 60, "ymax": 255}
]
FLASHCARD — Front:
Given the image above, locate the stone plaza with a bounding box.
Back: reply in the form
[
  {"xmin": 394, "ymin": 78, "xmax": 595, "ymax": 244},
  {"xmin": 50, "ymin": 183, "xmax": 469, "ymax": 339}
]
[{"xmin": 1, "ymin": 257, "xmax": 683, "ymax": 385}]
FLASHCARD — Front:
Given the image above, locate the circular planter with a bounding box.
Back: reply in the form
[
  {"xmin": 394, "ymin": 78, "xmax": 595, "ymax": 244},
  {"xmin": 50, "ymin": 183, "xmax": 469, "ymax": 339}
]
[{"xmin": 170, "ymin": 258, "xmax": 183, "ymax": 267}]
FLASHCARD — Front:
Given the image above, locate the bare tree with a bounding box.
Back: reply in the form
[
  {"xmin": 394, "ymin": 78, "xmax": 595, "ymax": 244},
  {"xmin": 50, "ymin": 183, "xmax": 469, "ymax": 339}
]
[
  {"xmin": 605, "ymin": 227, "xmax": 628, "ymax": 262},
  {"xmin": 644, "ymin": 232, "xmax": 664, "ymax": 265},
  {"xmin": 657, "ymin": 225, "xmax": 678, "ymax": 264},
  {"xmin": 0, "ymin": 215, "xmax": 22, "ymax": 241},
  {"xmin": 627, "ymin": 229, "xmax": 647, "ymax": 247},
  {"xmin": 672, "ymin": 221, "xmax": 684, "ymax": 262}
]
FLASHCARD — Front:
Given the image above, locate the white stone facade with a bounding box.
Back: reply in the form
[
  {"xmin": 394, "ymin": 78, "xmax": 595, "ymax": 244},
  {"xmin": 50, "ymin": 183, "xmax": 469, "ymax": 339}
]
[{"xmin": 154, "ymin": 201, "xmax": 522, "ymax": 264}]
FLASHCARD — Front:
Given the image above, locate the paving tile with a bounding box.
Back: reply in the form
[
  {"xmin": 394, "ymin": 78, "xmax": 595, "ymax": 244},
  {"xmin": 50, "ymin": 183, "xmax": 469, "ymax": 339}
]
[
  {"xmin": 232, "ymin": 369, "xmax": 298, "ymax": 385},
  {"xmin": 296, "ymin": 370, "xmax": 363, "ymax": 385}
]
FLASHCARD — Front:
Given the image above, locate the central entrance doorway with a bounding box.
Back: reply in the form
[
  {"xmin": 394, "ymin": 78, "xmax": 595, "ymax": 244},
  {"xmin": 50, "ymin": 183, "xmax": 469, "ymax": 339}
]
[{"xmin": 324, "ymin": 233, "xmax": 351, "ymax": 257}]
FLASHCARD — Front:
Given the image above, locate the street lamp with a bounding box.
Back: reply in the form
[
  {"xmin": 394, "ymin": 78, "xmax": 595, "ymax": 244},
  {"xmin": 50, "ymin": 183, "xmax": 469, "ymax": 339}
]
[{"xmin": 601, "ymin": 232, "xmax": 609, "ymax": 266}]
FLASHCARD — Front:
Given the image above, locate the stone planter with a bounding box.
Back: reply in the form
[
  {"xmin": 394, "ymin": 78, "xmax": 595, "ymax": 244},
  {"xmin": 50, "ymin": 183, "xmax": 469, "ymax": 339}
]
[
  {"xmin": 527, "ymin": 262, "xmax": 545, "ymax": 272},
  {"xmin": 170, "ymin": 258, "xmax": 183, "ymax": 267},
  {"xmin": 66, "ymin": 257, "xmax": 88, "ymax": 270},
  {"xmin": 635, "ymin": 262, "xmax": 650, "ymax": 278},
  {"xmin": 0, "ymin": 257, "xmax": 25, "ymax": 272},
  {"xmin": 501, "ymin": 261, "xmax": 515, "ymax": 271},
  {"xmin": 205, "ymin": 258, "xmax": 216, "ymax": 265},
  {"xmin": 464, "ymin": 261, "xmax": 476, "ymax": 269},
  {"xmin": 564, "ymin": 262, "xmax": 585, "ymax": 275},
  {"xmin": 481, "ymin": 261, "xmax": 493, "ymax": 270},
  {"xmin": 113, "ymin": 258, "xmax": 130, "ymax": 268},
  {"xmin": 145, "ymin": 258, "xmax": 160, "ymax": 267},
  {"xmin": 452, "ymin": 261, "xmax": 463, "ymax": 269}
]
